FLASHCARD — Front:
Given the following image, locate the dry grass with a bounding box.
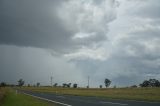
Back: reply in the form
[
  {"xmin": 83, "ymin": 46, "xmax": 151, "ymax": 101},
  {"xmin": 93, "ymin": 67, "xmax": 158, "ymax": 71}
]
[
  {"xmin": 20, "ymin": 87, "xmax": 160, "ymax": 102},
  {"xmin": 0, "ymin": 87, "xmax": 7, "ymax": 104}
]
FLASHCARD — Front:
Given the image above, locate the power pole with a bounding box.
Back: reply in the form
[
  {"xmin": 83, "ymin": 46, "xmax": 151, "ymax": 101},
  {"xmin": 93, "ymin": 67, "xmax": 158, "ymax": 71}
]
[
  {"xmin": 51, "ymin": 76, "xmax": 53, "ymax": 87},
  {"xmin": 87, "ymin": 76, "xmax": 90, "ymax": 88}
]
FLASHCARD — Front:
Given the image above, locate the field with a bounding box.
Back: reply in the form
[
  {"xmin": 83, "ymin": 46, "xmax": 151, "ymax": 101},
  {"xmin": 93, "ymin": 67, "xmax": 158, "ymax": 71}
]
[
  {"xmin": 20, "ymin": 87, "xmax": 160, "ymax": 102},
  {"xmin": 0, "ymin": 87, "xmax": 56, "ymax": 106}
]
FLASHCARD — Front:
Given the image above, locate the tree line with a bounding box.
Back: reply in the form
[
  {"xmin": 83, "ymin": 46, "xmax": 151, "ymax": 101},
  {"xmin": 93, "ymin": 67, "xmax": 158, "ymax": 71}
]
[
  {"xmin": 139, "ymin": 79, "xmax": 160, "ymax": 87},
  {"xmin": 1, "ymin": 78, "xmax": 160, "ymax": 88}
]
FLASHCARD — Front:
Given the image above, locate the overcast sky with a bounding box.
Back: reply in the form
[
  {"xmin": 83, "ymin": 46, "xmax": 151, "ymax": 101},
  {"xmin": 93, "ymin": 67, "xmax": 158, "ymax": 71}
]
[{"xmin": 0, "ymin": 0, "xmax": 160, "ymax": 87}]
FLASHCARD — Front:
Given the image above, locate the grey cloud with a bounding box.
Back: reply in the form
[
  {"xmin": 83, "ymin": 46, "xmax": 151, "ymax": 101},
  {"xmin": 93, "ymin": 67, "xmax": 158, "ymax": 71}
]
[
  {"xmin": 136, "ymin": 0, "xmax": 160, "ymax": 19},
  {"xmin": 0, "ymin": 0, "xmax": 119, "ymax": 87},
  {"xmin": 126, "ymin": 0, "xmax": 160, "ymax": 19},
  {"xmin": 106, "ymin": 18, "xmax": 160, "ymax": 86},
  {"xmin": 0, "ymin": 0, "xmax": 160, "ymax": 87},
  {"xmin": 68, "ymin": 0, "xmax": 160, "ymax": 86},
  {"xmin": 0, "ymin": 0, "xmax": 118, "ymax": 54},
  {"xmin": 0, "ymin": 0, "xmax": 76, "ymax": 53}
]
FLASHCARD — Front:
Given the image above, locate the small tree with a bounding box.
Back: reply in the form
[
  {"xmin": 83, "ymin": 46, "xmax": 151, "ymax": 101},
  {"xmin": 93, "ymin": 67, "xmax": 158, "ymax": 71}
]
[
  {"xmin": 130, "ymin": 85, "xmax": 137, "ymax": 88},
  {"xmin": 27, "ymin": 84, "xmax": 30, "ymax": 87},
  {"xmin": 0, "ymin": 82, "xmax": 7, "ymax": 87},
  {"xmin": 73, "ymin": 83, "xmax": 78, "ymax": 88},
  {"xmin": 104, "ymin": 78, "xmax": 111, "ymax": 88},
  {"xmin": 99, "ymin": 85, "xmax": 102, "ymax": 88},
  {"xmin": 36, "ymin": 82, "xmax": 40, "ymax": 87},
  {"xmin": 54, "ymin": 83, "xmax": 58, "ymax": 87},
  {"xmin": 18, "ymin": 79, "xmax": 25, "ymax": 87},
  {"xmin": 67, "ymin": 83, "xmax": 71, "ymax": 88},
  {"xmin": 63, "ymin": 83, "xmax": 67, "ymax": 88}
]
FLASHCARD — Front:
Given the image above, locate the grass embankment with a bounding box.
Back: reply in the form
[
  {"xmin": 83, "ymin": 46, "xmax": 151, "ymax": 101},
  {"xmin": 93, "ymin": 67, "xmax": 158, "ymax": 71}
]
[
  {"xmin": 0, "ymin": 87, "xmax": 6, "ymax": 105},
  {"xmin": 0, "ymin": 87, "xmax": 56, "ymax": 106},
  {"xmin": 21, "ymin": 87, "xmax": 160, "ymax": 102}
]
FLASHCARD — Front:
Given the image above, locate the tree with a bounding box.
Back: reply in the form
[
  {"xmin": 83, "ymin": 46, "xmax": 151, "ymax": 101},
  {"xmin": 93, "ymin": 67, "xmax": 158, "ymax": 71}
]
[
  {"xmin": 104, "ymin": 78, "xmax": 111, "ymax": 88},
  {"xmin": 130, "ymin": 85, "xmax": 137, "ymax": 88},
  {"xmin": 73, "ymin": 83, "xmax": 78, "ymax": 88},
  {"xmin": 63, "ymin": 83, "xmax": 67, "ymax": 88},
  {"xmin": 139, "ymin": 79, "xmax": 160, "ymax": 87},
  {"xmin": 18, "ymin": 79, "xmax": 25, "ymax": 87},
  {"xmin": 67, "ymin": 83, "xmax": 71, "ymax": 88},
  {"xmin": 36, "ymin": 82, "xmax": 40, "ymax": 87},
  {"xmin": 0, "ymin": 82, "xmax": 6, "ymax": 87},
  {"xmin": 139, "ymin": 80, "xmax": 150, "ymax": 87},
  {"xmin": 99, "ymin": 85, "xmax": 102, "ymax": 88},
  {"xmin": 27, "ymin": 84, "xmax": 30, "ymax": 87},
  {"xmin": 149, "ymin": 79, "xmax": 160, "ymax": 87},
  {"xmin": 54, "ymin": 83, "xmax": 58, "ymax": 87}
]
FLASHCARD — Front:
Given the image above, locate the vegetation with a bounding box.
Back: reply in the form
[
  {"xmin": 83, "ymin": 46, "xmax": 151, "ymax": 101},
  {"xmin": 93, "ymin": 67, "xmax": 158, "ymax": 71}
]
[
  {"xmin": 1, "ymin": 88, "xmax": 56, "ymax": 106},
  {"xmin": 53, "ymin": 83, "xmax": 58, "ymax": 87},
  {"xmin": 20, "ymin": 86, "xmax": 160, "ymax": 102},
  {"xmin": 36, "ymin": 82, "xmax": 40, "ymax": 87},
  {"xmin": 0, "ymin": 82, "xmax": 7, "ymax": 87},
  {"xmin": 140, "ymin": 79, "xmax": 160, "ymax": 87},
  {"xmin": 62, "ymin": 83, "xmax": 72, "ymax": 88},
  {"xmin": 18, "ymin": 79, "xmax": 25, "ymax": 87},
  {"xmin": 0, "ymin": 87, "xmax": 6, "ymax": 105},
  {"xmin": 73, "ymin": 84, "xmax": 78, "ymax": 88},
  {"xmin": 1, "ymin": 78, "xmax": 160, "ymax": 105},
  {"xmin": 104, "ymin": 78, "xmax": 111, "ymax": 88}
]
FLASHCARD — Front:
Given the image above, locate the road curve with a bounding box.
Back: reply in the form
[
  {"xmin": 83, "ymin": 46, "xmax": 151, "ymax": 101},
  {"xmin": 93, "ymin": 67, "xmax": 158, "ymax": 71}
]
[{"xmin": 19, "ymin": 90, "xmax": 160, "ymax": 106}]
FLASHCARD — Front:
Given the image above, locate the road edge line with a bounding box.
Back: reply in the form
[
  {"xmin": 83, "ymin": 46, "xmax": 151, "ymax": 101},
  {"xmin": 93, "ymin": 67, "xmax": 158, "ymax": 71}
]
[
  {"xmin": 100, "ymin": 101, "xmax": 128, "ymax": 105},
  {"xmin": 21, "ymin": 92, "xmax": 72, "ymax": 106}
]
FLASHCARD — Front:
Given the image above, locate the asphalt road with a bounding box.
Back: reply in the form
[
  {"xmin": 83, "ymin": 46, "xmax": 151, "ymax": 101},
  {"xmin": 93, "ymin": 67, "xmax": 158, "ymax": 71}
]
[{"xmin": 19, "ymin": 90, "xmax": 160, "ymax": 106}]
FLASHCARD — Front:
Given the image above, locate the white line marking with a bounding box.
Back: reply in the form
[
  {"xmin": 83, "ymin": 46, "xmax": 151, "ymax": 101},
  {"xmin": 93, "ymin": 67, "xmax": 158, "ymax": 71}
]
[
  {"xmin": 57, "ymin": 96, "xmax": 65, "ymax": 98},
  {"xmin": 104, "ymin": 98, "xmax": 160, "ymax": 104},
  {"xmin": 118, "ymin": 99, "xmax": 160, "ymax": 104},
  {"xmin": 100, "ymin": 101, "xmax": 128, "ymax": 105},
  {"xmin": 22, "ymin": 92, "xmax": 72, "ymax": 106}
]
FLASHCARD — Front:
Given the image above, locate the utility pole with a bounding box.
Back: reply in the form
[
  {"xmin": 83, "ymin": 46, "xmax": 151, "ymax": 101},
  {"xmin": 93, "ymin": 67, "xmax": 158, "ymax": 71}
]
[
  {"xmin": 50, "ymin": 76, "xmax": 53, "ymax": 87},
  {"xmin": 87, "ymin": 76, "xmax": 90, "ymax": 88}
]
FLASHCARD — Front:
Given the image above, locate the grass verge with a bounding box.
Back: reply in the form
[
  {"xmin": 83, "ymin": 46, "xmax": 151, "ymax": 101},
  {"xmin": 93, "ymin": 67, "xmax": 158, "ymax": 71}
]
[
  {"xmin": 1, "ymin": 88, "xmax": 56, "ymax": 106},
  {"xmin": 21, "ymin": 87, "xmax": 160, "ymax": 102},
  {"xmin": 0, "ymin": 87, "xmax": 6, "ymax": 105}
]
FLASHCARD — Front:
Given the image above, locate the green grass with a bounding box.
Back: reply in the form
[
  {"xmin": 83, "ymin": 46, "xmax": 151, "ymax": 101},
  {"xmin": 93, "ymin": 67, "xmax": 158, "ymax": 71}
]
[
  {"xmin": 20, "ymin": 87, "xmax": 160, "ymax": 102},
  {"xmin": 0, "ymin": 87, "xmax": 6, "ymax": 105},
  {"xmin": 1, "ymin": 88, "xmax": 56, "ymax": 106}
]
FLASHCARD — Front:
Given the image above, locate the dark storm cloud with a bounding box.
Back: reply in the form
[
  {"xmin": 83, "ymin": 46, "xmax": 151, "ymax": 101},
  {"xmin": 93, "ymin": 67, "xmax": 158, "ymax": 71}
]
[
  {"xmin": 0, "ymin": 0, "xmax": 75, "ymax": 53},
  {"xmin": 0, "ymin": 0, "xmax": 117, "ymax": 54}
]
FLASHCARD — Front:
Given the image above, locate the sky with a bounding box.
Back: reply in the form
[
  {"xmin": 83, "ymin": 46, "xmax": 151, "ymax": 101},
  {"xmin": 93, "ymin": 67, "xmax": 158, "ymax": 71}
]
[{"xmin": 0, "ymin": 0, "xmax": 160, "ymax": 87}]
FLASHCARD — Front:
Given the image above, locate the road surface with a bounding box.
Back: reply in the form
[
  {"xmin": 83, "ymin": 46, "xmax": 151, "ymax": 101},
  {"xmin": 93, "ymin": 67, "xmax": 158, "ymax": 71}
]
[{"xmin": 19, "ymin": 90, "xmax": 160, "ymax": 106}]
